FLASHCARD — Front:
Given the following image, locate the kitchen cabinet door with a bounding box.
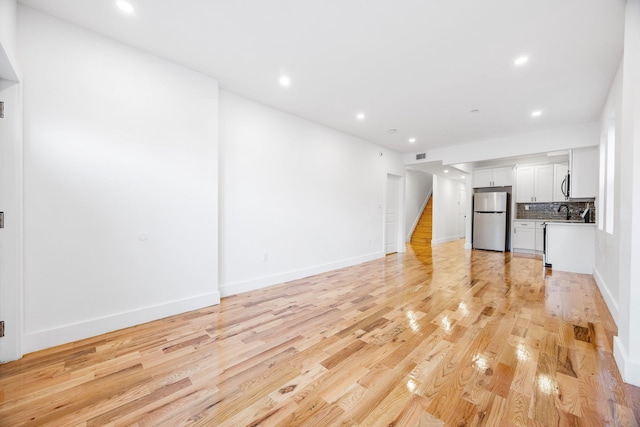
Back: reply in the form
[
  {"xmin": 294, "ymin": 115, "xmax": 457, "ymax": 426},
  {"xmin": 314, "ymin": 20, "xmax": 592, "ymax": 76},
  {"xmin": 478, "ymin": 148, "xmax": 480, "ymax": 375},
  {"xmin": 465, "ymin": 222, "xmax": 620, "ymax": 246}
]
[
  {"xmin": 516, "ymin": 164, "xmax": 553, "ymax": 202},
  {"xmin": 513, "ymin": 222, "xmax": 535, "ymax": 250},
  {"xmin": 516, "ymin": 166, "xmax": 535, "ymax": 202},
  {"xmin": 571, "ymin": 147, "xmax": 598, "ymax": 198},
  {"xmin": 492, "ymin": 167, "xmax": 513, "ymax": 187},
  {"xmin": 472, "ymin": 169, "xmax": 493, "ymax": 188},
  {"xmin": 473, "ymin": 167, "xmax": 514, "ymax": 188},
  {"xmin": 534, "ymin": 164, "xmax": 554, "ymax": 203}
]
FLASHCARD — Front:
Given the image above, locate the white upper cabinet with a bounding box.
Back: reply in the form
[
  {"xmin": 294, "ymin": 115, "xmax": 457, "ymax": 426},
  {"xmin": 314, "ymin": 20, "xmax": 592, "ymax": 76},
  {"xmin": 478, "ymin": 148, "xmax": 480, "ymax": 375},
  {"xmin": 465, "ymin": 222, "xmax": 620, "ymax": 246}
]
[
  {"xmin": 536, "ymin": 165, "xmax": 554, "ymax": 202},
  {"xmin": 472, "ymin": 169, "xmax": 493, "ymax": 188},
  {"xmin": 472, "ymin": 166, "xmax": 513, "ymax": 188},
  {"xmin": 492, "ymin": 167, "xmax": 514, "ymax": 187},
  {"xmin": 570, "ymin": 147, "xmax": 598, "ymax": 199},
  {"xmin": 553, "ymin": 162, "xmax": 569, "ymax": 202},
  {"xmin": 516, "ymin": 166, "xmax": 535, "ymax": 202},
  {"xmin": 516, "ymin": 164, "xmax": 553, "ymax": 203}
]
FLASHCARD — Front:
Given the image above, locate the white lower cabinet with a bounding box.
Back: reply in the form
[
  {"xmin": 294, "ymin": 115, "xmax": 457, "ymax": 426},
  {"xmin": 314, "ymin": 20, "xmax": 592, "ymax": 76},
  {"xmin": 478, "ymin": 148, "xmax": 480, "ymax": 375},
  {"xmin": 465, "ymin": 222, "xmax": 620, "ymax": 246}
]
[
  {"xmin": 513, "ymin": 221, "xmax": 536, "ymax": 251},
  {"xmin": 545, "ymin": 223, "xmax": 595, "ymax": 274},
  {"xmin": 513, "ymin": 220, "xmax": 544, "ymax": 253}
]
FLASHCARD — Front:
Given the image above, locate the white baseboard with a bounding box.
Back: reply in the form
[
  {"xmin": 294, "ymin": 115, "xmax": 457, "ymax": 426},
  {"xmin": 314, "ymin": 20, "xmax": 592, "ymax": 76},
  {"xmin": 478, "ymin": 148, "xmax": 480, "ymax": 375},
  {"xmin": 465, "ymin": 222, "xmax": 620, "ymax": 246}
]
[
  {"xmin": 614, "ymin": 337, "xmax": 640, "ymax": 387},
  {"xmin": 431, "ymin": 235, "xmax": 463, "ymax": 245},
  {"xmin": 219, "ymin": 251, "xmax": 385, "ymax": 297},
  {"xmin": 23, "ymin": 291, "xmax": 220, "ymax": 354},
  {"xmin": 592, "ymin": 266, "xmax": 619, "ymax": 325}
]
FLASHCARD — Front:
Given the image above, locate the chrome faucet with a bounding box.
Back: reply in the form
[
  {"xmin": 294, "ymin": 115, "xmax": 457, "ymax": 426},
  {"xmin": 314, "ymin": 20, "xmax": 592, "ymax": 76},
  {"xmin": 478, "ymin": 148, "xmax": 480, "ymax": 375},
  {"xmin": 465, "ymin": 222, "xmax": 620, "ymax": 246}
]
[{"xmin": 558, "ymin": 204, "xmax": 571, "ymax": 220}]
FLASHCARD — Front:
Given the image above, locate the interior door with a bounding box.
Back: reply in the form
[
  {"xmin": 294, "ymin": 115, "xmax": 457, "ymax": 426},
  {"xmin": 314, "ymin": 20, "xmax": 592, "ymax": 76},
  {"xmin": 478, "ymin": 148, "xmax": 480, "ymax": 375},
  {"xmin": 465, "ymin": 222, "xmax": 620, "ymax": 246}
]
[
  {"xmin": 0, "ymin": 82, "xmax": 22, "ymax": 362},
  {"xmin": 459, "ymin": 187, "xmax": 467, "ymax": 238},
  {"xmin": 385, "ymin": 175, "xmax": 400, "ymax": 254}
]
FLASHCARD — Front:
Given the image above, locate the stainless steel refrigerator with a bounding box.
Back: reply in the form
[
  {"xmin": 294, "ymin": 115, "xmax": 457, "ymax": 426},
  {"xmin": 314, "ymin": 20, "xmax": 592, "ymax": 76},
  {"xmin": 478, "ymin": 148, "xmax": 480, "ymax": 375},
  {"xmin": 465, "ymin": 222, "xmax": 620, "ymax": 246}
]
[{"xmin": 473, "ymin": 192, "xmax": 507, "ymax": 251}]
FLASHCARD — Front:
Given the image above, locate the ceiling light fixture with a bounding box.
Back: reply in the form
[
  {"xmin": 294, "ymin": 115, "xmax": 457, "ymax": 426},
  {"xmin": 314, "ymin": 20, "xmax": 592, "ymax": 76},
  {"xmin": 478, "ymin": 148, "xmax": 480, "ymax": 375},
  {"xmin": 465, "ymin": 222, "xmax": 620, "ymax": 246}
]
[
  {"xmin": 409, "ymin": 138, "xmax": 416, "ymax": 143},
  {"xmin": 356, "ymin": 112, "xmax": 365, "ymax": 120},
  {"xmin": 531, "ymin": 110, "xmax": 542, "ymax": 117},
  {"xmin": 461, "ymin": 175, "xmax": 466, "ymax": 179},
  {"xmin": 279, "ymin": 76, "xmax": 291, "ymax": 87},
  {"xmin": 444, "ymin": 169, "xmax": 449, "ymax": 173},
  {"xmin": 116, "ymin": 0, "xmax": 135, "ymax": 13},
  {"xmin": 514, "ymin": 56, "xmax": 529, "ymax": 66}
]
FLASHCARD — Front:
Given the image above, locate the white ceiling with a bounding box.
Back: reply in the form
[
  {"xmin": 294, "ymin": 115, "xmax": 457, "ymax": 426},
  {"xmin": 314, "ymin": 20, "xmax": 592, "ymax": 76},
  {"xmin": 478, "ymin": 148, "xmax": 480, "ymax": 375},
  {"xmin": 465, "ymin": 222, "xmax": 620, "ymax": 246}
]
[{"xmin": 18, "ymin": 0, "xmax": 625, "ymax": 153}]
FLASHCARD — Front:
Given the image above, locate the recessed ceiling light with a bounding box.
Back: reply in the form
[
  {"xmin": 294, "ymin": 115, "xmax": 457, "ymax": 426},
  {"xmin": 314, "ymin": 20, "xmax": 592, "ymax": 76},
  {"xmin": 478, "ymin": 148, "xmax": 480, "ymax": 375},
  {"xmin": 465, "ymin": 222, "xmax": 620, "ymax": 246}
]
[
  {"xmin": 514, "ymin": 56, "xmax": 529, "ymax": 66},
  {"xmin": 461, "ymin": 175, "xmax": 466, "ymax": 179},
  {"xmin": 356, "ymin": 112, "xmax": 365, "ymax": 120},
  {"xmin": 444, "ymin": 169, "xmax": 449, "ymax": 173},
  {"xmin": 531, "ymin": 110, "xmax": 542, "ymax": 117},
  {"xmin": 116, "ymin": 0, "xmax": 135, "ymax": 13},
  {"xmin": 279, "ymin": 76, "xmax": 291, "ymax": 87},
  {"xmin": 409, "ymin": 138, "xmax": 416, "ymax": 143}
]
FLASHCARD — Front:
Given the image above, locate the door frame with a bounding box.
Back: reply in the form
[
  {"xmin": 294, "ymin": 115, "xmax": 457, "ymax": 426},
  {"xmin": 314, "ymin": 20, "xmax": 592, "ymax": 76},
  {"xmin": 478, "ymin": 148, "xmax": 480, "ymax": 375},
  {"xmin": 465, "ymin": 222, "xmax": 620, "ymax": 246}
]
[
  {"xmin": 384, "ymin": 173, "xmax": 405, "ymax": 254},
  {"xmin": 0, "ymin": 81, "xmax": 24, "ymax": 362}
]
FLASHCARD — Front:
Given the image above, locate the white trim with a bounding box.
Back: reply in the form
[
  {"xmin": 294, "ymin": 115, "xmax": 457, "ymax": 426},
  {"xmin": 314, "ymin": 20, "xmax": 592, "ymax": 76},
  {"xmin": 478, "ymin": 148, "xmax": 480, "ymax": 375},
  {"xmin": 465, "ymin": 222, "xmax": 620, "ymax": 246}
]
[
  {"xmin": 23, "ymin": 292, "xmax": 220, "ymax": 354},
  {"xmin": 0, "ymin": 82, "xmax": 24, "ymax": 363},
  {"xmin": 406, "ymin": 190, "xmax": 432, "ymax": 241},
  {"xmin": 219, "ymin": 251, "xmax": 384, "ymax": 297},
  {"xmin": 592, "ymin": 266, "xmax": 619, "ymax": 325},
  {"xmin": 614, "ymin": 337, "xmax": 640, "ymax": 387},
  {"xmin": 432, "ymin": 236, "xmax": 464, "ymax": 245}
]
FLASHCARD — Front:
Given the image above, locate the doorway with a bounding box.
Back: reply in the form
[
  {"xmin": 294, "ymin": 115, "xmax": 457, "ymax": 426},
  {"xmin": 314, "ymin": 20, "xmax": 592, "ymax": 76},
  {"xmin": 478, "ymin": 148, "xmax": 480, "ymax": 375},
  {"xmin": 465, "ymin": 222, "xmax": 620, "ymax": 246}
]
[
  {"xmin": 385, "ymin": 174, "xmax": 402, "ymax": 254},
  {"xmin": 0, "ymin": 82, "xmax": 23, "ymax": 362},
  {"xmin": 459, "ymin": 187, "xmax": 467, "ymax": 239}
]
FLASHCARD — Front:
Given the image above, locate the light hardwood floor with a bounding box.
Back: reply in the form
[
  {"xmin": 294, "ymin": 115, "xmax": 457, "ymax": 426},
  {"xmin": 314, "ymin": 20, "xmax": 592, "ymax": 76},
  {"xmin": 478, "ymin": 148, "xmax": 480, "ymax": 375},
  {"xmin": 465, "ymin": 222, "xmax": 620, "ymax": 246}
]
[{"xmin": 1, "ymin": 240, "xmax": 639, "ymax": 426}]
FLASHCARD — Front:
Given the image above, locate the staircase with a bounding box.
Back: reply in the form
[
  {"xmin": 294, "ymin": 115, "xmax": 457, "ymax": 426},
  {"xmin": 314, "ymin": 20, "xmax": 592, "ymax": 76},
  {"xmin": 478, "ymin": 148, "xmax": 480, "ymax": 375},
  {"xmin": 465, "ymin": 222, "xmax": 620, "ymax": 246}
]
[{"xmin": 410, "ymin": 196, "xmax": 432, "ymax": 248}]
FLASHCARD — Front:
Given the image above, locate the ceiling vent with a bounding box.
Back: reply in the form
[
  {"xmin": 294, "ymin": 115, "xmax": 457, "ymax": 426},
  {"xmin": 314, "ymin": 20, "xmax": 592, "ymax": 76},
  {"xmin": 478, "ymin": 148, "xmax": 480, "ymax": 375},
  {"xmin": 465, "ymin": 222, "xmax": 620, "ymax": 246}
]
[{"xmin": 416, "ymin": 153, "xmax": 426, "ymax": 160}]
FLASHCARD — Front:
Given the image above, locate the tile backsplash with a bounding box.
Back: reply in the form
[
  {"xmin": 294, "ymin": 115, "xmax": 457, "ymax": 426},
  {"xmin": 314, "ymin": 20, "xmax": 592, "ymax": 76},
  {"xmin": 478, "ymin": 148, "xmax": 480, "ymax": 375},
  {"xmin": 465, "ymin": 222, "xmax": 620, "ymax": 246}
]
[{"xmin": 515, "ymin": 200, "xmax": 596, "ymax": 223}]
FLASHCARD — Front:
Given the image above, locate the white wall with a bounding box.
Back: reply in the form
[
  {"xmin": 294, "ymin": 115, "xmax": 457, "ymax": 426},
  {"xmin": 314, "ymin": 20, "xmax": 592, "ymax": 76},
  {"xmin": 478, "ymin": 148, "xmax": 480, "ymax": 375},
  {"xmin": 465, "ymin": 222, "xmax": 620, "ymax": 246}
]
[
  {"xmin": 219, "ymin": 90, "xmax": 404, "ymax": 296},
  {"xmin": 0, "ymin": 0, "xmax": 23, "ymax": 362},
  {"xmin": 432, "ymin": 175, "xmax": 464, "ymax": 245},
  {"xmin": 0, "ymin": 0, "xmax": 19, "ymax": 84},
  {"xmin": 404, "ymin": 170, "xmax": 433, "ymax": 240},
  {"xmin": 18, "ymin": 7, "xmax": 220, "ymax": 353},
  {"xmin": 611, "ymin": 0, "xmax": 640, "ymax": 387},
  {"xmin": 0, "ymin": 83, "xmax": 22, "ymax": 363},
  {"xmin": 405, "ymin": 122, "xmax": 599, "ymax": 166},
  {"xmin": 594, "ymin": 63, "xmax": 622, "ymax": 322}
]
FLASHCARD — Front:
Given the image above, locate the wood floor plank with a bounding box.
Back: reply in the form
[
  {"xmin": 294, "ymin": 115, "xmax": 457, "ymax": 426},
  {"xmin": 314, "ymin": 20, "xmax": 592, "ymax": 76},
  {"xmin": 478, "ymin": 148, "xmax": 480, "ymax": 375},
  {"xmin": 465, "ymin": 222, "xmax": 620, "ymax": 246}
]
[{"xmin": 1, "ymin": 239, "xmax": 639, "ymax": 426}]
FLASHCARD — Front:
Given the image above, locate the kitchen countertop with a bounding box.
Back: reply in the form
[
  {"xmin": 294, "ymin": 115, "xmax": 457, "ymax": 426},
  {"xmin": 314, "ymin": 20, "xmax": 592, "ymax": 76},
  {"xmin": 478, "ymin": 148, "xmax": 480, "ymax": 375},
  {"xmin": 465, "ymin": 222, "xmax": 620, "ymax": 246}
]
[
  {"xmin": 515, "ymin": 218, "xmax": 595, "ymax": 225},
  {"xmin": 543, "ymin": 221, "xmax": 595, "ymax": 226}
]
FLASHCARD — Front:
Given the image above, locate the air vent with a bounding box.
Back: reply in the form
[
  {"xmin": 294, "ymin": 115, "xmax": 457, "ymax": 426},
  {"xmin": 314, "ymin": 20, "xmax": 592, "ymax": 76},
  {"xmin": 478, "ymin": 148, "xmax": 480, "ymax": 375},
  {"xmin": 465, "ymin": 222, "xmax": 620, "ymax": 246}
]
[{"xmin": 416, "ymin": 153, "xmax": 426, "ymax": 160}]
